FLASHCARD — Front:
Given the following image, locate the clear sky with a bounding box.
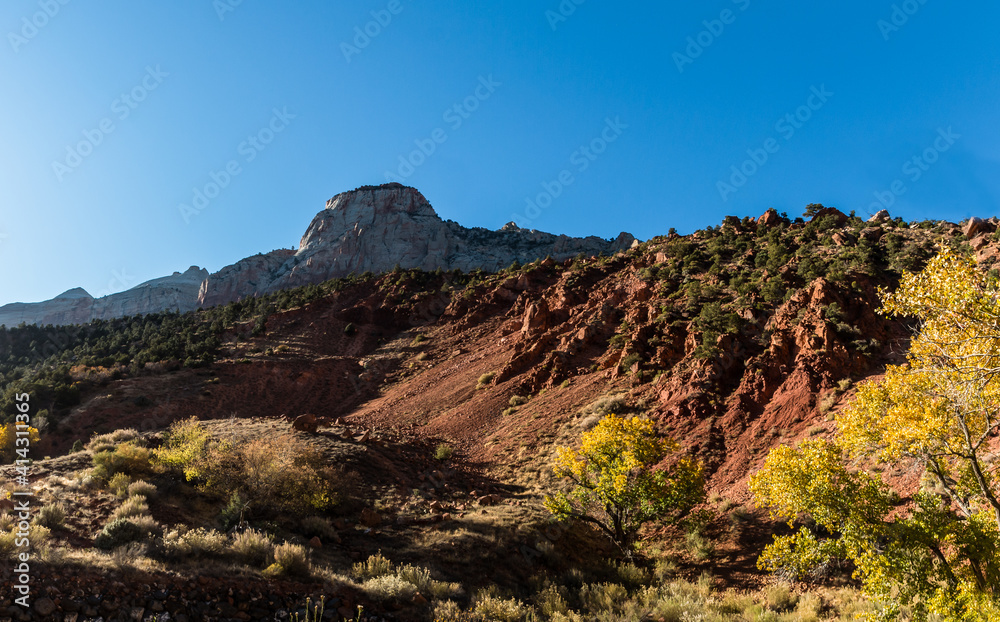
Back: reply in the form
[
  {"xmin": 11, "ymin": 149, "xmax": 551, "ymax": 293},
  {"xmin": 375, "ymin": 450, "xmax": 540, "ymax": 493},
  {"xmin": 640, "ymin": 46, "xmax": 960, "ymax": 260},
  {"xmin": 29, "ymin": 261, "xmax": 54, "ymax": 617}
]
[{"xmin": 1, "ymin": 1, "xmax": 998, "ymax": 306}]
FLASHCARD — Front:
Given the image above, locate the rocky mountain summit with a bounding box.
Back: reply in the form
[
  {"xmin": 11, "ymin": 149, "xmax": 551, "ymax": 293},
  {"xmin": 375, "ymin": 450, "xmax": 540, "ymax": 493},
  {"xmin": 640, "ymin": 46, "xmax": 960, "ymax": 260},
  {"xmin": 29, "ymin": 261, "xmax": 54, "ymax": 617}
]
[
  {"xmin": 197, "ymin": 184, "xmax": 636, "ymax": 307},
  {"xmin": 1, "ymin": 184, "xmax": 636, "ymax": 325},
  {"xmin": 0, "ymin": 267, "xmax": 207, "ymax": 328}
]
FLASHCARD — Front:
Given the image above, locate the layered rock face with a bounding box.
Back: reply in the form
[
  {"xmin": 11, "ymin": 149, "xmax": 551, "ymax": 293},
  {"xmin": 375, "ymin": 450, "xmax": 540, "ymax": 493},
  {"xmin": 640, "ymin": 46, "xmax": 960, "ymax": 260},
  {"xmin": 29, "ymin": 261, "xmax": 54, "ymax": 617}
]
[
  {"xmin": 0, "ymin": 267, "xmax": 208, "ymax": 327},
  {"xmin": 197, "ymin": 183, "xmax": 637, "ymax": 307}
]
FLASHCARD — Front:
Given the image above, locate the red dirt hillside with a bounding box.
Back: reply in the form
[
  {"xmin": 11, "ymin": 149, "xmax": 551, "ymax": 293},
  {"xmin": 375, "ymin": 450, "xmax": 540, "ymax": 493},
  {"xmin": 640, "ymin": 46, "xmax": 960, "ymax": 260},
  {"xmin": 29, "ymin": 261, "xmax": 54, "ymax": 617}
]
[{"xmin": 45, "ymin": 209, "xmax": 999, "ymax": 502}]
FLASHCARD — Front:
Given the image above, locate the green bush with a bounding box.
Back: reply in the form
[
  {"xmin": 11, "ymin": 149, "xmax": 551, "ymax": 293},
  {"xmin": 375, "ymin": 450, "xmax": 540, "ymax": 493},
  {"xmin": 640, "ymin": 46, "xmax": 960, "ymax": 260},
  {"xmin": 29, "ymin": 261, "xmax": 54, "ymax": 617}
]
[{"xmin": 94, "ymin": 518, "xmax": 146, "ymax": 551}]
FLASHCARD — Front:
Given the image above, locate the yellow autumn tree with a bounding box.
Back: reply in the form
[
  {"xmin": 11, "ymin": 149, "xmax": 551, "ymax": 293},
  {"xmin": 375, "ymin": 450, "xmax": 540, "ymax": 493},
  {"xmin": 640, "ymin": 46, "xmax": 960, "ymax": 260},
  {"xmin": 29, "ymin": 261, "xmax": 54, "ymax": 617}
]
[
  {"xmin": 544, "ymin": 414, "xmax": 704, "ymax": 555},
  {"xmin": 0, "ymin": 423, "xmax": 40, "ymax": 463},
  {"xmin": 750, "ymin": 248, "xmax": 1000, "ymax": 622}
]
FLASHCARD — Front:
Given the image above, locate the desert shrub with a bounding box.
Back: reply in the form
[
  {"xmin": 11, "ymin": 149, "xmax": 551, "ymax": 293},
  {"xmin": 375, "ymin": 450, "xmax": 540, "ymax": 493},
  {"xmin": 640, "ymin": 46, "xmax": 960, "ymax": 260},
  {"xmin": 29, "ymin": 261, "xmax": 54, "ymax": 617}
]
[
  {"xmin": 579, "ymin": 393, "xmax": 626, "ymax": 419},
  {"xmin": 434, "ymin": 444, "xmax": 454, "ymax": 461},
  {"xmin": 432, "ymin": 601, "xmax": 471, "ymax": 622},
  {"xmin": 219, "ymin": 491, "xmax": 248, "ymax": 531},
  {"xmin": 109, "ymin": 542, "xmax": 149, "ymax": 571},
  {"xmin": 108, "ymin": 472, "xmax": 131, "ymax": 497},
  {"xmin": 34, "ymin": 502, "xmax": 66, "ymax": 529},
  {"xmin": 127, "ymin": 514, "xmax": 160, "ymax": 536},
  {"xmin": 534, "ymin": 585, "xmax": 570, "ymax": 617},
  {"xmin": 230, "ymin": 528, "xmax": 274, "ymax": 567},
  {"xmin": 153, "ymin": 417, "xmax": 210, "ymax": 479},
  {"xmin": 95, "ymin": 518, "xmax": 146, "ymax": 551},
  {"xmin": 654, "ymin": 557, "xmax": 679, "ymax": 582},
  {"xmin": 87, "ymin": 428, "xmax": 141, "ymax": 453},
  {"xmin": 70, "ymin": 439, "xmax": 84, "ymax": 453},
  {"xmin": 127, "ymin": 479, "xmax": 156, "ymax": 498},
  {"xmin": 620, "ymin": 352, "xmax": 642, "ymax": 371},
  {"xmin": 474, "ymin": 592, "xmax": 530, "ymax": 622},
  {"xmin": 363, "ymin": 575, "xmax": 418, "ymax": 603},
  {"xmin": 794, "ymin": 592, "xmax": 823, "ymax": 620},
  {"xmin": 764, "ymin": 583, "xmax": 798, "ymax": 611},
  {"xmin": 92, "ymin": 442, "xmax": 152, "ymax": 482},
  {"xmin": 162, "ymin": 527, "xmax": 227, "ymax": 559},
  {"xmin": 509, "ymin": 395, "xmax": 528, "ymax": 407},
  {"xmin": 352, "ymin": 551, "xmax": 395, "ymax": 581},
  {"xmin": 476, "ymin": 372, "xmax": 495, "ymax": 388},
  {"xmin": 396, "ymin": 564, "xmax": 462, "ymax": 599},
  {"xmin": 685, "ymin": 530, "xmax": 716, "ymax": 561},
  {"xmin": 111, "ymin": 495, "xmax": 148, "ymax": 520},
  {"xmin": 729, "ymin": 505, "xmax": 752, "ymax": 526},
  {"xmin": 0, "ymin": 523, "xmax": 49, "ymax": 560},
  {"xmin": 579, "ymin": 583, "xmax": 628, "ymax": 615},
  {"xmin": 155, "ymin": 419, "xmax": 335, "ymax": 517},
  {"xmin": 616, "ymin": 561, "xmax": 649, "ymax": 588},
  {"xmin": 269, "ymin": 542, "xmax": 310, "ymax": 577},
  {"xmin": 299, "ymin": 516, "xmax": 337, "ymax": 540}
]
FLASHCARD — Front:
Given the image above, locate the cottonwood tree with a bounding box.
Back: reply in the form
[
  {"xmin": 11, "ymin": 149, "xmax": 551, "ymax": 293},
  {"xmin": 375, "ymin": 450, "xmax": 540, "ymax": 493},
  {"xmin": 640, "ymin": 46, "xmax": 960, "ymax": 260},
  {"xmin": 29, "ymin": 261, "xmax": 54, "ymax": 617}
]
[
  {"xmin": 544, "ymin": 414, "xmax": 704, "ymax": 556},
  {"xmin": 751, "ymin": 248, "xmax": 1000, "ymax": 622}
]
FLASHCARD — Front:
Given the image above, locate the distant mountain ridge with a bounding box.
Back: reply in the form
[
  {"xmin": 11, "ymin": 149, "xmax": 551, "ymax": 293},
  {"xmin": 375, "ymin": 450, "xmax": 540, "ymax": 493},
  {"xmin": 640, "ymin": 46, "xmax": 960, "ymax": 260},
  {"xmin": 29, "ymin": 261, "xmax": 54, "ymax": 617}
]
[
  {"xmin": 0, "ymin": 184, "xmax": 637, "ymax": 326},
  {"xmin": 0, "ymin": 267, "xmax": 208, "ymax": 328}
]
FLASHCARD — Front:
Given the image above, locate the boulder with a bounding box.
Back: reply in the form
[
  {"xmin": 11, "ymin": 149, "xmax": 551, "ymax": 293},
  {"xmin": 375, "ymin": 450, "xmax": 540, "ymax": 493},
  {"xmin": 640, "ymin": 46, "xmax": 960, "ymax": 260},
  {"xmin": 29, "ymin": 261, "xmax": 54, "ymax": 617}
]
[
  {"xmin": 964, "ymin": 217, "xmax": 996, "ymax": 239},
  {"xmin": 292, "ymin": 413, "xmax": 318, "ymax": 433},
  {"xmin": 758, "ymin": 209, "xmax": 782, "ymax": 227},
  {"xmin": 868, "ymin": 209, "xmax": 890, "ymax": 223}
]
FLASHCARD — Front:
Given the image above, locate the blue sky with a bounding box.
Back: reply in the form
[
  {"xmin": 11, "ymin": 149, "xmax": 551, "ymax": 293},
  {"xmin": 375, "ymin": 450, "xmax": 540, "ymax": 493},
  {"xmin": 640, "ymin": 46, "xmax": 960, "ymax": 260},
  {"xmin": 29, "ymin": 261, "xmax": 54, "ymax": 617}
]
[{"xmin": 1, "ymin": 1, "xmax": 998, "ymax": 306}]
